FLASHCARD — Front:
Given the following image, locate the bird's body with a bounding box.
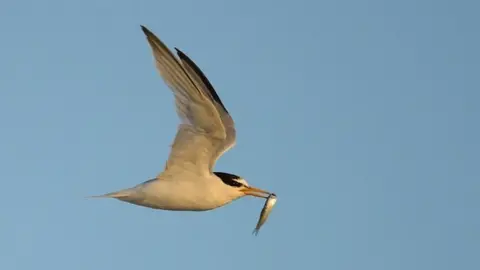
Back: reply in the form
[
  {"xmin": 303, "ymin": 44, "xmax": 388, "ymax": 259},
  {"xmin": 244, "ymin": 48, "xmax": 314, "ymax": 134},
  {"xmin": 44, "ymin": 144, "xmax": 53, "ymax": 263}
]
[
  {"xmin": 92, "ymin": 25, "xmax": 272, "ymax": 212},
  {"xmin": 102, "ymin": 172, "xmax": 245, "ymax": 211}
]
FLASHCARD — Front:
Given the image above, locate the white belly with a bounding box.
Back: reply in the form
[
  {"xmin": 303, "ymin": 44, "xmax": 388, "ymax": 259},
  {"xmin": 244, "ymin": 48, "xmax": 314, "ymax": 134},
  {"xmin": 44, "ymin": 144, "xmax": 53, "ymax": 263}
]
[{"xmin": 117, "ymin": 176, "xmax": 237, "ymax": 211}]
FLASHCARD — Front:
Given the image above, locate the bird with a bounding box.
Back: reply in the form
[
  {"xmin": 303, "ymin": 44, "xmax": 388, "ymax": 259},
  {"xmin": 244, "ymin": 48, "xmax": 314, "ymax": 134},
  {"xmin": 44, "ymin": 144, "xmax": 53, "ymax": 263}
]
[{"xmin": 91, "ymin": 25, "xmax": 273, "ymax": 212}]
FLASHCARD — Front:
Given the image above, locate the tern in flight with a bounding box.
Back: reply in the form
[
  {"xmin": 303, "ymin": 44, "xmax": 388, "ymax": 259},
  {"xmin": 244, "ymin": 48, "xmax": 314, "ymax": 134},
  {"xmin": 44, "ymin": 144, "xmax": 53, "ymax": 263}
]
[{"xmin": 92, "ymin": 26, "xmax": 274, "ymax": 212}]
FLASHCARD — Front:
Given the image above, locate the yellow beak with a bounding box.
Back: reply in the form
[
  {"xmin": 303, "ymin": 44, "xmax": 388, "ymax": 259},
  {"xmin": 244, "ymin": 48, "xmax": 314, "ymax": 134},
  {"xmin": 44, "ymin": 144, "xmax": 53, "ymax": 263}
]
[{"xmin": 241, "ymin": 186, "xmax": 271, "ymax": 198}]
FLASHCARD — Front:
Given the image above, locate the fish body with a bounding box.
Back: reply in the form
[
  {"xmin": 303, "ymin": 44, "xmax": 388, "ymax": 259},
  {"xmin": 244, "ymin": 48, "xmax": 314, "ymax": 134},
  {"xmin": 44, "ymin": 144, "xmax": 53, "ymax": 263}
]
[{"xmin": 253, "ymin": 193, "xmax": 277, "ymax": 235}]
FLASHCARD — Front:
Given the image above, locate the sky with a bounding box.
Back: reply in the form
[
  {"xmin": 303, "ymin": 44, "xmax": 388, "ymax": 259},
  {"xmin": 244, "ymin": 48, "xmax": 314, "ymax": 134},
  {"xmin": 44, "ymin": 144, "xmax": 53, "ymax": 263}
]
[{"xmin": 0, "ymin": 0, "xmax": 478, "ymax": 269}]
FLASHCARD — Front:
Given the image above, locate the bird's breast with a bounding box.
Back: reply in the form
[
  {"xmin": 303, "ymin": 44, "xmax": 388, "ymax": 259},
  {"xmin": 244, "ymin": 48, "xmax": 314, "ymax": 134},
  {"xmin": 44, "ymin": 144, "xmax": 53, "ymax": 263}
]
[{"xmin": 136, "ymin": 177, "xmax": 233, "ymax": 211}]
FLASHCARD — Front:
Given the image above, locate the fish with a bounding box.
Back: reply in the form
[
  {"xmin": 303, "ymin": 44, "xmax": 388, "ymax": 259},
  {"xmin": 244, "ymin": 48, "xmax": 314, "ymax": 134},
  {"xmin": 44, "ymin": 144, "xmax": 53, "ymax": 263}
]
[{"xmin": 252, "ymin": 193, "xmax": 277, "ymax": 235}]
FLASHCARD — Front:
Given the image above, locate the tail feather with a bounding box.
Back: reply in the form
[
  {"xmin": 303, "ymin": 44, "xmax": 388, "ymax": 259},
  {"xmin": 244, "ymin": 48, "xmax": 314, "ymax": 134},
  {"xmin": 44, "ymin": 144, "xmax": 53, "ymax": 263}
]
[{"xmin": 86, "ymin": 190, "xmax": 131, "ymax": 199}]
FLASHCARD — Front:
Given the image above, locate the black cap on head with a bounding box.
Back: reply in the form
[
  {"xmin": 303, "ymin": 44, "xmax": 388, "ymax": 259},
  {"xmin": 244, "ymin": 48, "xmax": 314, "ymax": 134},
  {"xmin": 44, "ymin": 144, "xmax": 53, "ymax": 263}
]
[{"xmin": 214, "ymin": 172, "xmax": 243, "ymax": 188}]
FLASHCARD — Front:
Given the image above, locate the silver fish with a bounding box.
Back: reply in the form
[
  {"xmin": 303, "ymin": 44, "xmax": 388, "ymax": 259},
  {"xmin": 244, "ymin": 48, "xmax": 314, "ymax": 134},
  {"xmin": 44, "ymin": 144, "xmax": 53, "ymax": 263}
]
[{"xmin": 253, "ymin": 193, "xmax": 277, "ymax": 235}]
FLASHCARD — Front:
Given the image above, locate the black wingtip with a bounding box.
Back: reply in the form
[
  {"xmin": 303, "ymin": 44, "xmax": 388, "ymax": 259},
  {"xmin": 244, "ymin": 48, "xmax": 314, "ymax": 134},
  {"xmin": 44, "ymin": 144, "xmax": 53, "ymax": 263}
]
[
  {"xmin": 174, "ymin": 47, "xmax": 186, "ymax": 57},
  {"xmin": 140, "ymin": 25, "xmax": 150, "ymax": 35}
]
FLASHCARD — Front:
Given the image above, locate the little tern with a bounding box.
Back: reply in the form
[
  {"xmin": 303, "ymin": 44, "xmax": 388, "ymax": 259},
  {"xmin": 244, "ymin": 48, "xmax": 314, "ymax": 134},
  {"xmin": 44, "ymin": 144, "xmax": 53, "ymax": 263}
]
[{"xmin": 92, "ymin": 26, "xmax": 273, "ymax": 212}]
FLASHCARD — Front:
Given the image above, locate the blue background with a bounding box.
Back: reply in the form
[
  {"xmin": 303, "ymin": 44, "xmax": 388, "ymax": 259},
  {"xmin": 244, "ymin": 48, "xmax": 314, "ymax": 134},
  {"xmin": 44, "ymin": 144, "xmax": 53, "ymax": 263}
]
[{"xmin": 1, "ymin": 0, "xmax": 478, "ymax": 269}]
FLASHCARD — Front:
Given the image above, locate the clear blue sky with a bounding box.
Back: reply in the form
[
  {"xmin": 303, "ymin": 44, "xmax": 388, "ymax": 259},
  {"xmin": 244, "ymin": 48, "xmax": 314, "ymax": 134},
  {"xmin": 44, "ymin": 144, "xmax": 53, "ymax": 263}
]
[{"xmin": 0, "ymin": 0, "xmax": 478, "ymax": 269}]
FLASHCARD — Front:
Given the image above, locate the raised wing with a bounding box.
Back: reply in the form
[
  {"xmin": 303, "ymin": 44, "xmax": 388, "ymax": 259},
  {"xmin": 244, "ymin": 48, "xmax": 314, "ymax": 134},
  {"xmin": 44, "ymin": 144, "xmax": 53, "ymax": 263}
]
[
  {"xmin": 174, "ymin": 48, "xmax": 237, "ymax": 171},
  {"xmin": 140, "ymin": 26, "xmax": 235, "ymax": 176}
]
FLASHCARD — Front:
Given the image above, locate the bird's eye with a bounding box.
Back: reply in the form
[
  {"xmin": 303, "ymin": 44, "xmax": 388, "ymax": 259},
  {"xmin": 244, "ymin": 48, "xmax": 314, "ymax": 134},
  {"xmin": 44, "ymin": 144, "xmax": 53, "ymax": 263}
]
[{"xmin": 233, "ymin": 181, "xmax": 244, "ymax": 188}]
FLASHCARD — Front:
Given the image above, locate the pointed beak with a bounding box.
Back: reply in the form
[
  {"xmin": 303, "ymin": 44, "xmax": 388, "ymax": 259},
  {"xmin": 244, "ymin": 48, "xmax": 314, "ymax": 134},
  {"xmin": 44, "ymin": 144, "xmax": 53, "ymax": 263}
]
[{"xmin": 241, "ymin": 186, "xmax": 271, "ymax": 198}]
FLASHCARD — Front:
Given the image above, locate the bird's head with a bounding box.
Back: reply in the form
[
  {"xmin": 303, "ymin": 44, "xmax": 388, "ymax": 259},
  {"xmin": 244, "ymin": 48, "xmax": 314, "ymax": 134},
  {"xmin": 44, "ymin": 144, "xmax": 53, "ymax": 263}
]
[{"xmin": 214, "ymin": 172, "xmax": 271, "ymax": 199}]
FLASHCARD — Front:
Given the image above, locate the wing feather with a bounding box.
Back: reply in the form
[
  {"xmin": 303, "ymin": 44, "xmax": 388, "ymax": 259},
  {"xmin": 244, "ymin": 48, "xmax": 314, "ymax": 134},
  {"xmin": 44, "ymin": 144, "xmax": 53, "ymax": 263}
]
[
  {"xmin": 140, "ymin": 26, "xmax": 236, "ymax": 175},
  {"xmin": 141, "ymin": 26, "xmax": 225, "ymax": 139},
  {"xmin": 174, "ymin": 48, "xmax": 237, "ymax": 171}
]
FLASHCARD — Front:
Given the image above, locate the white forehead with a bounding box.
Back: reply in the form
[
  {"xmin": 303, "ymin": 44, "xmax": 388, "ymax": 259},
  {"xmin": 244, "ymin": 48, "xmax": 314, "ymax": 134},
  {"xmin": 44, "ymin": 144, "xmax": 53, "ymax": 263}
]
[{"xmin": 235, "ymin": 178, "xmax": 249, "ymax": 185}]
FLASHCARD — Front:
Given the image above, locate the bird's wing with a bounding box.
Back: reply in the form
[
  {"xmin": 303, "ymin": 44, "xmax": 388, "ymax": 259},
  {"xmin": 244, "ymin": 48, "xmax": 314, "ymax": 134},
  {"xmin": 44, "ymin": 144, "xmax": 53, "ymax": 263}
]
[
  {"xmin": 174, "ymin": 48, "xmax": 237, "ymax": 171},
  {"xmin": 140, "ymin": 26, "xmax": 235, "ymax": 176}
]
